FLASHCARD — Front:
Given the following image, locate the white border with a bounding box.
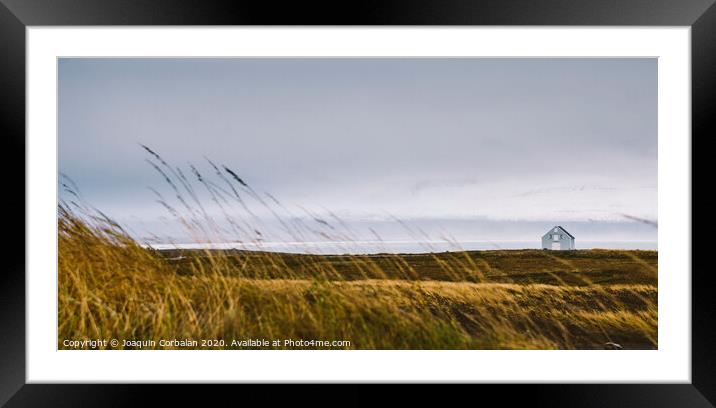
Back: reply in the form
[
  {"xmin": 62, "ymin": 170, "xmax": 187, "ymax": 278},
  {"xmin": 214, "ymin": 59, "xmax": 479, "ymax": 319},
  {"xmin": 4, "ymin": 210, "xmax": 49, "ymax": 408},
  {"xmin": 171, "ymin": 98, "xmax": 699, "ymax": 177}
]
[{"xmin": 27, "ymin": 27, "xmax": 691, "ymax": 383}]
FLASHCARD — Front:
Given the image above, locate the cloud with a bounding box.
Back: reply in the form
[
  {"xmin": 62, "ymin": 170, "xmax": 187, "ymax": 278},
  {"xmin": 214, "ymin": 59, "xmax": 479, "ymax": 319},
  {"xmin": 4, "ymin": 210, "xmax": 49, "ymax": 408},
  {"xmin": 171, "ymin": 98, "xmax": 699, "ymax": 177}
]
[{"xmin": 59, "ymin": 58, "xmax": 657, "ymax": 239}]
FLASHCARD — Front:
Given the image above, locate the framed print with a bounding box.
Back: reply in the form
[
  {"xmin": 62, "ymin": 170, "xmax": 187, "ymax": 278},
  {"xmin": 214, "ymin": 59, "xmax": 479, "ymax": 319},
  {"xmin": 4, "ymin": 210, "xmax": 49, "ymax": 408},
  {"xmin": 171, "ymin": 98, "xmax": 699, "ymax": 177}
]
[{"xmin": 1, "ymin": 0, "xmax": 712, "ymax": 406}]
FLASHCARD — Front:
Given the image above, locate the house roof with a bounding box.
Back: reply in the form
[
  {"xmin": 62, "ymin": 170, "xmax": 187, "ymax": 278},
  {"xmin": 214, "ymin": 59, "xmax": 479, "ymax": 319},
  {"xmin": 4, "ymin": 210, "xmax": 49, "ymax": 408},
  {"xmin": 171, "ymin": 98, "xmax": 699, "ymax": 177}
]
[{"xmin": 554, "ymin": 226, "xmax": 575, "ymax": 239}]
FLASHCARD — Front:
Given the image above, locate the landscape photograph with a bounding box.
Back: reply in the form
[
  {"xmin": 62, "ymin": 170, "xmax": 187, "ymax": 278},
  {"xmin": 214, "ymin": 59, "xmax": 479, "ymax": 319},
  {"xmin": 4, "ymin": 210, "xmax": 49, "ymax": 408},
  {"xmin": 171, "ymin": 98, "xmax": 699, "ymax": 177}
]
[{"xmin": 58, "ymin": 57, "xmax": 657, "ymax": 350}]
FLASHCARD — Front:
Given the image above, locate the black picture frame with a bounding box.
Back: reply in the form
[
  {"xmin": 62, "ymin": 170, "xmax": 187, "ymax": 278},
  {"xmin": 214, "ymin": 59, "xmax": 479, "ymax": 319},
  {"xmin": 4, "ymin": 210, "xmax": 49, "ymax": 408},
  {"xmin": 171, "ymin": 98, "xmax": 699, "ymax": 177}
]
[{"xmin": 1, "ymin": 0, "xmax": 711, "ymax": 406}]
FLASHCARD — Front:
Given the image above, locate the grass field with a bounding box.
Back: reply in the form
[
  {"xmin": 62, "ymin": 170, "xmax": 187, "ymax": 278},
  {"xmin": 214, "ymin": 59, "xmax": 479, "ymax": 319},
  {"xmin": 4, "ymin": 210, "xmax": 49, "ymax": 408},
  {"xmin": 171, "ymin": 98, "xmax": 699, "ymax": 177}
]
[
  {"xmin": 58, "ymin": 206, "xmax": 657, "ymax": 350},
  {"xmin": 58, "ymin": 148, "xmax": 657, "ymax": 350}
]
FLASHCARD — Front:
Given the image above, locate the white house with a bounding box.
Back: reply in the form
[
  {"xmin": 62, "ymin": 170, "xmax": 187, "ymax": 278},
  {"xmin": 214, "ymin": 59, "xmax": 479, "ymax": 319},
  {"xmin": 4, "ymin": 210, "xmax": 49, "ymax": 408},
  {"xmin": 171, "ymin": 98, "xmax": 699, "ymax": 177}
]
[{"xmin": 541, "ymin": 226, "xmax": 575, "ymax": 250}]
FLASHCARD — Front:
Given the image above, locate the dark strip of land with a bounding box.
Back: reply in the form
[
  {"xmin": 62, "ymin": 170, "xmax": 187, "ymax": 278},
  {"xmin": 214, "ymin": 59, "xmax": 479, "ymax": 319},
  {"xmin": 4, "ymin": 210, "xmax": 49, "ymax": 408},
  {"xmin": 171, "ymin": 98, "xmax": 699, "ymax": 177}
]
[{"xmin": 156, "ymin": 249, "xmax": 657, "ymax": 286}]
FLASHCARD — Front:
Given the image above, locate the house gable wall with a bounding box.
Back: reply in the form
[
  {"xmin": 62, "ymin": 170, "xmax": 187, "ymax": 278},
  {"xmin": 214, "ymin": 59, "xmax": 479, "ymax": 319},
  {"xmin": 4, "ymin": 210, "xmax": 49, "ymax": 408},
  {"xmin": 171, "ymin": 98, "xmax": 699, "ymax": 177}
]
[{"xmin": 541, "ymin": 226, "xmax": 575, "ymax": 250}]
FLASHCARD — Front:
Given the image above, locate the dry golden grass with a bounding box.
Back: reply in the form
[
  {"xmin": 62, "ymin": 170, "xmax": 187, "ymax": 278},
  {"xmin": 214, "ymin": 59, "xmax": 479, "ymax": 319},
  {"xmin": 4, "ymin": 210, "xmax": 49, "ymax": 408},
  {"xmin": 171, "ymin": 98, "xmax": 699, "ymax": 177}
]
[
  {"xmin": 59, "ymin": 147, "xmax": 657, "ymax": 350},
  {"xmin": 58, "ymin": 205, "xmax": 657, "ymax": 350}
]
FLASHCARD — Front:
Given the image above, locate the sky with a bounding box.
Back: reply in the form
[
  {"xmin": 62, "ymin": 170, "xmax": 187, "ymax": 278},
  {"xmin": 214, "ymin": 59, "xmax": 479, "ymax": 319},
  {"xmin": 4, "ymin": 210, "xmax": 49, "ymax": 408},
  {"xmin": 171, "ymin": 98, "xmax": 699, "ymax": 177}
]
[{"xmin": 58, "ymin": 58, "xmax": 657, "ymax": 247}]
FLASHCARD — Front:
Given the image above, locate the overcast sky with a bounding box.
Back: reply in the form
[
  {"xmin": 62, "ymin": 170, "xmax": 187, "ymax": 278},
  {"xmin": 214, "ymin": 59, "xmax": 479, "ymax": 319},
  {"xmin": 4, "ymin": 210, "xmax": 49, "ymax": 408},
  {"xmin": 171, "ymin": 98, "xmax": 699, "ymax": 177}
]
[{"xmin": 59, "ymin": 58, "xmax": 657, "ymax": 243}]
